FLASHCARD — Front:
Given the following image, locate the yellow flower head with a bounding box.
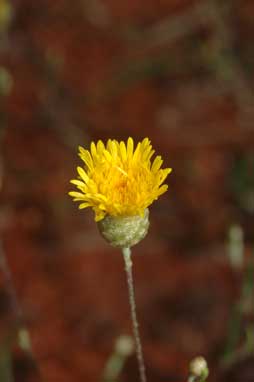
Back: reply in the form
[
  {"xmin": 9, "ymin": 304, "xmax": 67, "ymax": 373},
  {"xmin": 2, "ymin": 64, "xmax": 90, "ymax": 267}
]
[{"xmin": 69, "ymin": 137, "xmax": 172, "ymax": 222}]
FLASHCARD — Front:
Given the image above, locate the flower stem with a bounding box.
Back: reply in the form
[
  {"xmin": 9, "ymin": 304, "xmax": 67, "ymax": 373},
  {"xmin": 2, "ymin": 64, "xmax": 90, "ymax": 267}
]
[{"xmin": 122, "ymin": 247, "xmax": 147, "ymax": 382}]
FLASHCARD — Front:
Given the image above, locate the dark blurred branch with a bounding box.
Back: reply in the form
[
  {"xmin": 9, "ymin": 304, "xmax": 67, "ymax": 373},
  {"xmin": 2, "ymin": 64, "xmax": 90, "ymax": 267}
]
[
  {"xmin": 0, "ymin": 242, "xmax": 22, "ymax": 322},
  {"xmin": 0, "ymin": 346, "xmax": 13, "ymax": 382},
  {"xmin": 203, "ymin": 1, "xmax": 254, "ymax": 126},
  {"xmin": 222, "ymin": 233, "xmax": 254, "ymax": 367},
  {"xmin": 120, "ymin": 0, "xmax": 254, "ymax": 130},
  {"xmin": 0, "ymin": 0, "xmax": 13, "ymax": 53},
  {"xmin": 124, "ymin": 1, "xmax": 208, "ymax": 48}
]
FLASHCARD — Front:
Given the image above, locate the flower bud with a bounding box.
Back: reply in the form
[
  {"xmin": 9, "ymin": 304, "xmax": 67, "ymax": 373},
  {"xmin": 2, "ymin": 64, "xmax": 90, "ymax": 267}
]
[
  {"xmin": 115, "ymin": 335, "xmax": 134, "ymax": 357},
  {"xmin": 189, "ymin": 356, "xmax": 209, "ymax": 380},
  {"xmin": 97, "ymin": 209, "xmax": 149, "ymax": 248}
]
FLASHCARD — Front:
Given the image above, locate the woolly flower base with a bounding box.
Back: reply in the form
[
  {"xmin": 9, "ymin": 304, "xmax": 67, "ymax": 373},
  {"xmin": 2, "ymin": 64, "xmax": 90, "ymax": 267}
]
[{"xmin": 97, "ymin": 209, "xmax": 149, "ymax": 248}]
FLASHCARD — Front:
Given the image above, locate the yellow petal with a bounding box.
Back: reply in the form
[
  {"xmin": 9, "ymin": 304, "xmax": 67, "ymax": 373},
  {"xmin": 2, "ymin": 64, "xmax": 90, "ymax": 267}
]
[
  {"xmin": 90, "ymin": 142, "xmax": 97, "ymax": 158},
  {"xmin": 70, "ymin": 179, "xmax": 86, "ymax": 187},
  {"xmin": 127, "ymin": 137, "xmax": 134, "ymax": 159},
  {"xmin": 151, "ymin": 156, "xmax": 163, "ymax": 173},
  {"xmin": 97, "ymin": 140, "xmax": 105, "ymax": 154},
  {"xmin": 156, "ymin": 184, "xmax": 168, "ymax": 196},
  {"xmin": 133, "ymin": 142, "xmax": 141, "ymax": 161},
  {"xmin": 103, "ymin": 149, "xmax": 112, "ymax": 162},
  {"xmin": 78, "ymin": 202, "xmax": 91, "ymax": 209},
  {"xmin": 120, "ymin": 141, "xmax": 127, "ymax": 161},
  {"xmin": 69, "ymin": 191, "xmax": 86, "ymax": 198},
  {"xmin": 108, "ymin": 140, "xmax": 118, "ymax": 159},
  {"xmin": 141, "ymin": 137, "xmax": 150, "ymax": 151},
  {"xmin": 78, "ymin": 147, "xmax": 94, "ymax": 171},
  {"xmin": 77, "ymin": 166, "xmax": 89, "ymax": 183}
]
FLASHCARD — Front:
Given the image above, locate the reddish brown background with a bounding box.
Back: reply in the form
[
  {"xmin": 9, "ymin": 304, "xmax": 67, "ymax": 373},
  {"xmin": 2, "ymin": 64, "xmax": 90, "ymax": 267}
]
[{"xmin": 1, "ymin": 0, "xmax": 254, "ymax": 381}]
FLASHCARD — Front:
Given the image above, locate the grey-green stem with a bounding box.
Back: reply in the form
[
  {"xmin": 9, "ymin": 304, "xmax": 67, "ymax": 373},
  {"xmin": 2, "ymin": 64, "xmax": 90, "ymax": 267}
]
[{"xmin": 122, "ymin": 247, "xmax": 147, "ymax": 382}]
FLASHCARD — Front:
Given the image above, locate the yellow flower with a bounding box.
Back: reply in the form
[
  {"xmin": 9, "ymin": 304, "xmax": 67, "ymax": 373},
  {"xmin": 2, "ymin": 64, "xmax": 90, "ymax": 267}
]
[{"xmin": 69, "ymin": 137, "xmax": 172, "ymax": 222}]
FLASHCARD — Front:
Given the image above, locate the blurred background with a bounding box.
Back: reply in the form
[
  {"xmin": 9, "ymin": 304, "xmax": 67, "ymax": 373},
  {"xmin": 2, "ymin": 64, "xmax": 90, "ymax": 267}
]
[{"xmin": 0, "ymin": 0, "xmax": 254, "ymax": 381}]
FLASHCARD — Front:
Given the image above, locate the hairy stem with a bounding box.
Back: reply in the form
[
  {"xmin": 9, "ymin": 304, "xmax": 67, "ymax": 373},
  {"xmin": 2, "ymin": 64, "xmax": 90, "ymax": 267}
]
[{"xmin": 122, "ymin": 247, "xmax": 147, "ymax": 382}]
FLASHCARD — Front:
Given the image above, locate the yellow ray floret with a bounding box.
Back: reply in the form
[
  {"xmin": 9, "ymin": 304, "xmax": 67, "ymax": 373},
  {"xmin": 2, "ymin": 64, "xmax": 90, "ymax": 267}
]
[{"xmin": 69, "ymin": 137, "xmax": 172, "ymax": 221}]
